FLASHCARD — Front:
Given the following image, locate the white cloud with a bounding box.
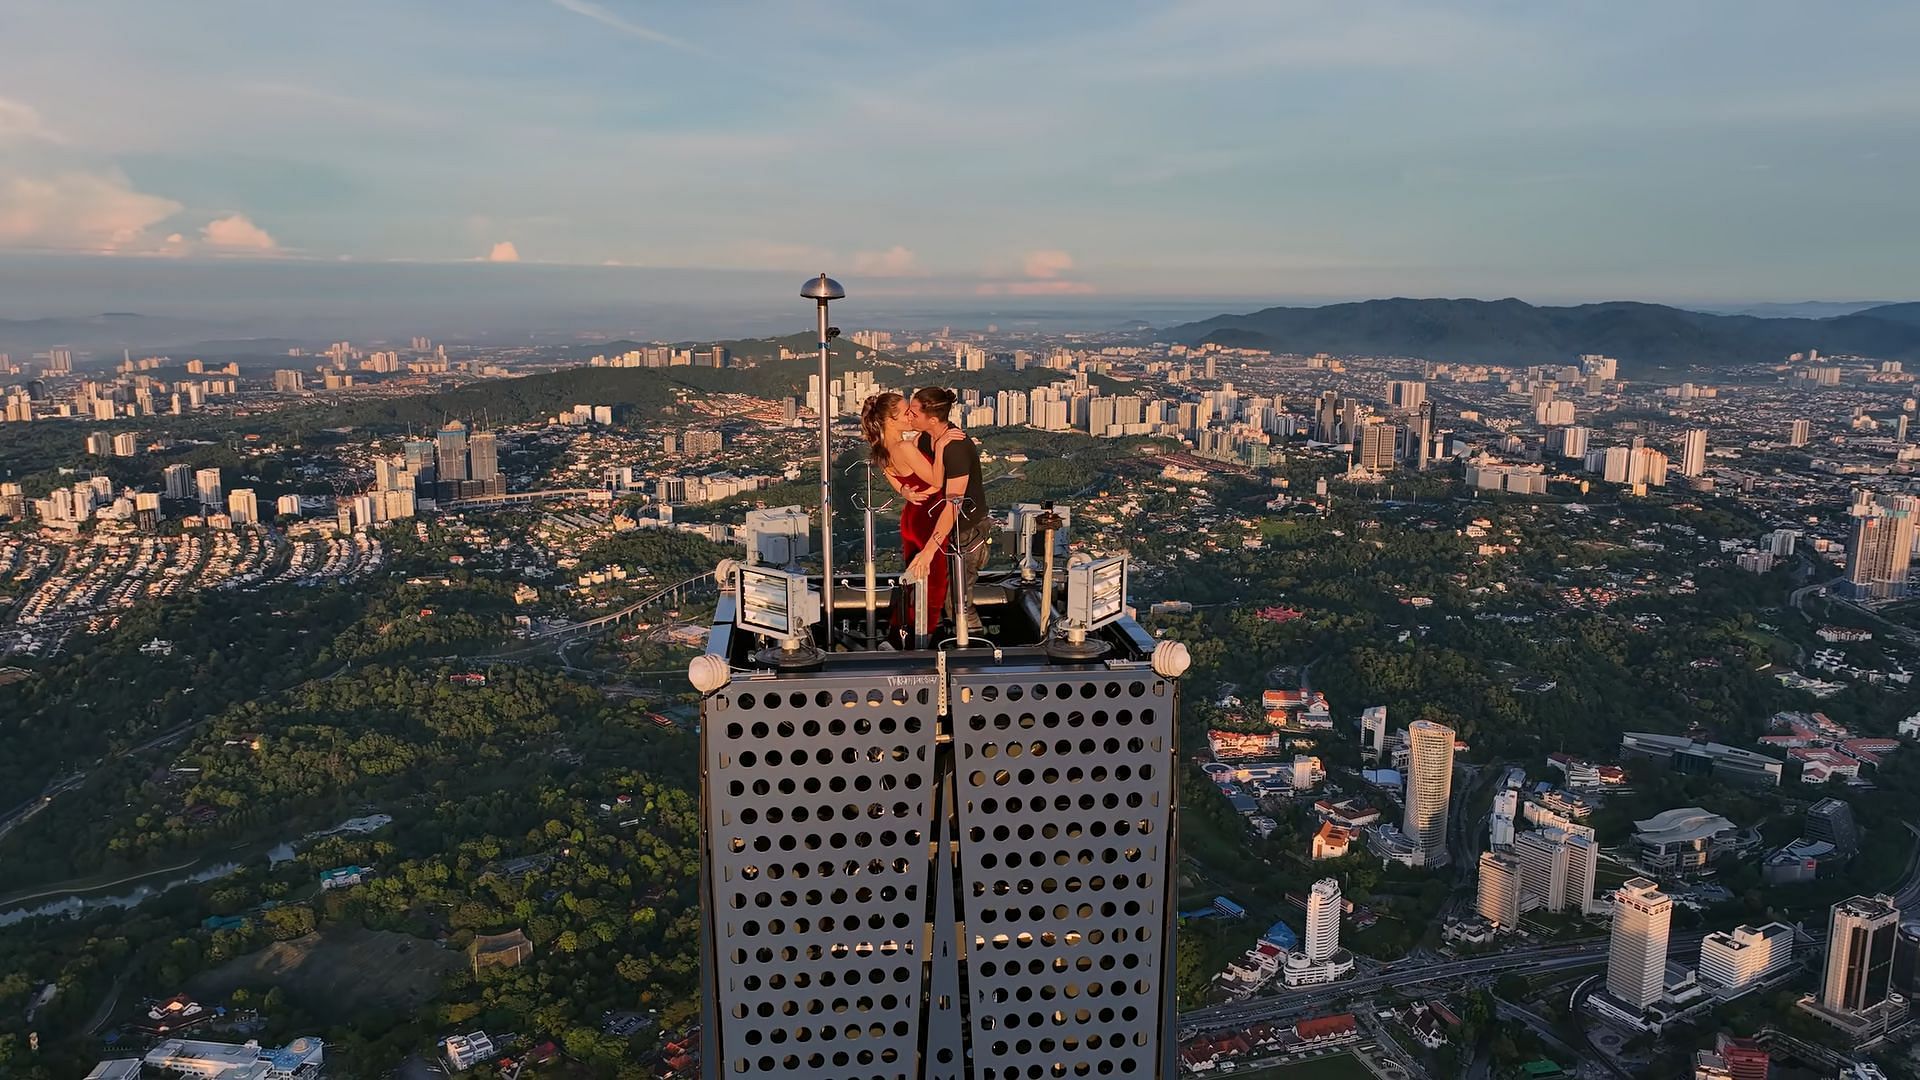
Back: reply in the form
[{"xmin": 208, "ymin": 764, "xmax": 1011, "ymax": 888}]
[
  {"xmin": 851, "ymin": 245, "xmax": 921, "ymax": 277},
  {"xmin": 545, "ymin": 0, "xmax": 704, "ymax": 54},
  {"xmin": 0, "ymin": 169, "xmax": 182, "ymax": 252},
  {"xmin": 201, "ymin": 213, "xmax": 277, "ymax": 251},
  {"xmin": 0, "ymin": 97, "xmax": 62, "ymax": 143},
  {"xmin": 1022, "ymin": 249, "xmax": 1075, "ymax": 279},
  {"xmin": 487, "ymin": 241, "xmax": 521, "ymax": 263}
]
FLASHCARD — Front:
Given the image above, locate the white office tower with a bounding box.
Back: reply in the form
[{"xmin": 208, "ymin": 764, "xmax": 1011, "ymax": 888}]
[
  {"xmin": 194, "ymin": 467, "xmax": 223, "ymax": 509},
  {"xmin": 1820, "ymin": 894, "xmax": 1900, "ymax": 1015},
  {"xmin": 1680, "ymin": 428, "xmax": 1708, "ymax": 477},
  {"xmin": 1606, "ymin": 878, "xmax": 1672, "ymax": 1009},
  {"xmin": 1697, "ymin": 923, "xmax": 1795, "ymax": 994},
  {"xmin": 1490, "ymin": 786, "xmax": 1517, "ymax": 848},
  {"xmin": 1477, "ymin": 851, "xmax": 1521, "ymax": 930},
  {"xmin": 1304, "ymin": 879, "xmax": 1340, "ymax": 960},
  {"xmin": 1401, "ymin": 719, "xmax": 1455, "ymax": 867},
  {"xmin": 1283, "ymin": 877, "xmax": 1354, "ymax": 987},
  {"xmin": 1789, "ymin": 419, "xmax": 1811, "ymax": 447},
  {"xmin": 1360, "ymin": 705, "xmax": 1387, "ymax": 759},
  {"xmin": 1387, "ymin": 380, "xmax": 1426, "ymax": 411},
  {"xmin": 226, "ymin": 489, "xmax": 258, "ymax": 527}
]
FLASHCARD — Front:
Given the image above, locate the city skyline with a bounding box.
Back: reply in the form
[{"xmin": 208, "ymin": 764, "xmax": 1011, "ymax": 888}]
[{"xmin": 2, "ymin": 2, "xmax": 1917, "ymax": 305}]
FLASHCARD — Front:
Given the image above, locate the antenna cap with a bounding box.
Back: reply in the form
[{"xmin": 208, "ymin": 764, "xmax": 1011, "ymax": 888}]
[{"xmin": 801, "ymin": 274, "xmax": 846, "ymax": 301}]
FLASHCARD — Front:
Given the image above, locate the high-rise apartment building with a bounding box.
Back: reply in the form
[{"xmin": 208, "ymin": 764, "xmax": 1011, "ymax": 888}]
[
  {"xmin": 227, "ymin": 489, "xmax": 258, "ymax": 527},
  {"xmin": 194, "ymin": 467, "xmax": 223, "ymax": 509},
  {"xmin": 1844, "ymin": 492, "xmax": 1919, "ymax": 600},
  {"xmin": 1820, "ymin": 894, "xmax": 1899, "ymax": 1015},
  {"xmin": 1789, "ymin": 419, "xmax": 1812, "ymax": 447},
  {"xmin": 1386, "ymin": 380, "xmax": 1426, "ymax": 411},
  {"xmin": 111, "ymin": 432, "xmax": 137, "ymax": 457},
  {"xmin": 1560, "ymin": 425, "xmax": 1590, "ymax": 460},
  {"xmin": 46, "ymin": 346, "xmax": 73, "ymax": 375},
  {"xmin": 1513, "ymin": 824, "xmax": 1596, "ymax": 915},
  {"xmin": 1401, "ymin": 719, "xmax": 1454, "ymax": 868},
  {"xmin": 695, "ymin": 540, "xmax": 1188, "ymax": 1079},
  {"xmin": 1606, "ymin": 878, "xmax": 1672, "ymax": 1009},
  {"xmin": 163, "ymin": 463, "xmax": 192, "ymax": 500},
  {"xmin": 1680, "ymin": 428, "xmax": 1708, "ymax": 477},
  {"xmin": 1477, "ymin": 851, "xmax": 1521, "ymax": 930}
]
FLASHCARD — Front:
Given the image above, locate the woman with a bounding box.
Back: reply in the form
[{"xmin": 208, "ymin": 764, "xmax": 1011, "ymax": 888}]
[{"xmin": 861, "ymin": 391, "xmax": 948, "ymax": 640}]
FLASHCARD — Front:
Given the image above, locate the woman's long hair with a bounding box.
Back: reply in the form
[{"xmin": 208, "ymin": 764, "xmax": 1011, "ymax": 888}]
[{"xmin": 861, "ymin": 391, "xmax": 903, "ymax": 465}]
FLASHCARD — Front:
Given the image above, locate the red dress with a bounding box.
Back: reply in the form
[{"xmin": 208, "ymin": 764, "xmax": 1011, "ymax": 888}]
[{"xmin": 895, "ymin": 471, "xmax": 950, "ymax": 638}]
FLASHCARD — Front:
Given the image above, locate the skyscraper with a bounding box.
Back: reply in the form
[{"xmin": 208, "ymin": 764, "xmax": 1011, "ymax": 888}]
[
  {"xmin": 1477, "ymin": 852, "xmax": 1520, "ymax": 929},
  {"xmin": 436, "ymin": 420, "xmax": 470, "ymax": 483},
  {"xmin": 1358, "ymin": 422, "xmax": 1398, "ymax": 473},
  {"xmin": 1401, "ymin": 720, "xmax": 1454, "ymax": 868},
  {"xmin": 1283, "ymin": 877, "xmax": 1354, "ymax": 986},
  {"xmin": 1820, "ymin": 894, "xmax": 1898, "ymax": 1014},
  {"xmin": 1606, "ymin": 878, "xmax": 1672, "ymax": 1009},
  {"xmin": 46, "ymin": 347, "xmax": 72, "ymax": 375},
  {"xmin": 1789, "ymin": 419, "xmax": 1811, "ymax": 447},
  {"xmin": 1304, "ymin": 878, "xmax": 1341, "ymax": 961},
  {"xmin": 1386, "ymin": 380, "xmax": 1426, "ymax": 411},
  {"xmin": 694, "ymin": 549, "xmax": 1188, "ymax": 1079},
  {"xmin": 1845, "ymin": 493, "xmax": 1919, "ymax": 599},
  {"xmin": 1680, "ymin": 428, "xmax": 1708, "ymax": 477},
  {"xmin": 1513, "ymin": 824, "xmax": 1596, "ymax": 914},
  {"xmin": 468, "ymin": 431, "xmax": 500, "ymax": 483}
]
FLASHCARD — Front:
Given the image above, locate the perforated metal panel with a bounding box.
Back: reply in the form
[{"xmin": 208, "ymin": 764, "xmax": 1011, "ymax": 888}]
[
  {"xmin": 702, "ymin": 673, "xmax": 942, "ymax": 1080},
  {"xmin": 949, "ymin": 669, "xmax": 1178, "ymax": 1080}
]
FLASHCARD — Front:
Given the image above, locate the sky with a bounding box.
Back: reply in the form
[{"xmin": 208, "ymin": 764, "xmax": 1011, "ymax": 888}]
[{"xmin": 1, "ymin": 0, "xmax": 1917, "ymax": 320}]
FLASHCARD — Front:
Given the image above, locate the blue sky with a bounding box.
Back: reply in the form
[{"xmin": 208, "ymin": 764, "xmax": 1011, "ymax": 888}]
[{"xmin": 1, "ymin": 0, "xmax": 1916, "ymax": 304}]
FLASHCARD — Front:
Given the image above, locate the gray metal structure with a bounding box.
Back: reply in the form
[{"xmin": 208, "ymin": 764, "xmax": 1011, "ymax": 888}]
[{"xmin": 696, "ymin": 573, "xmax": 1183, "ymax": 1080}]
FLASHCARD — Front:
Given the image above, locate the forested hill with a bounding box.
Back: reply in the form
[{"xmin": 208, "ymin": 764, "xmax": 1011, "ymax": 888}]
[{"xmin": 1167, "ymin": 297, "xmax": 1920, "ymax": 371}]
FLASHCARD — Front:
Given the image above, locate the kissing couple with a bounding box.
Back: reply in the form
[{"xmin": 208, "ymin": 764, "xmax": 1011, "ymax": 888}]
[{"xmin": 860, "ymin": 386, "xmax": 989, "ymax": 641}]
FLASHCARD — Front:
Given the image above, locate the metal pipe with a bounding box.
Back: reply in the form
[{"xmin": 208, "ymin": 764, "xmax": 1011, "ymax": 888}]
[
  {"xmin": 913, "ymin": 573, "xmax": 930, "ymax": 651},
  {"xmin": 951, "ymin": 511, "xmax": 969, "ymax": 649},
  {"xmin": 863, "ymin": 463, "xmax": 877, "ymax": 645},
  {"xmin": 1039, "ymin": 521, "xmax": 1059, "ymax": 635},
  {"xmin": 816, "ymin": 294, "xmax": 834, "ymax": 632}
]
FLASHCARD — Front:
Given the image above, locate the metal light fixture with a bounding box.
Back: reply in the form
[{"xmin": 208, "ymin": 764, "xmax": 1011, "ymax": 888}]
[
  {"xmin": 736, "ymin": 563, "xmax": 823, "ymax": 668},
  {"xmin": 1066, "ymin": 553, "xmax": 1128, "ymax": 631}
]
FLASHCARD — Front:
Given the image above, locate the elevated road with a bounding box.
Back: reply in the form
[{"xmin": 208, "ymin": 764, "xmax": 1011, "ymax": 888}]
[
  {"xmin": 529, "ymin": 574, "xmax": 714, "ymax": 639},
  {"xmin": 443, "ymin": 488, "xmax": 606, "ymax": 508}
]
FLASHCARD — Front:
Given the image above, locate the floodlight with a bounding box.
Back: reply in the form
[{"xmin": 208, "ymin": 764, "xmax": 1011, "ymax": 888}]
[
  {"xmin": 736, "ymin": 564, "xmax": 819, "ymax": 641},
  {"xmin": 1066, "ymin": 554, "xmax": 1128, "ymax": 632}
]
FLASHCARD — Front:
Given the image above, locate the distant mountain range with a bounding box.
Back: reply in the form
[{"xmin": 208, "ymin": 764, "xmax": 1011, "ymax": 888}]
[{"xmin": 1168, "ymin": 298, "xmax": 1920, "ymax": 371}]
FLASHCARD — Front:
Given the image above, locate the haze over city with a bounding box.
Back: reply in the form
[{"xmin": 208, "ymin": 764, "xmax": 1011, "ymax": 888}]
[{"xmin": 3, "ymin": 1, "xmax": 1919, "ymax": 325}]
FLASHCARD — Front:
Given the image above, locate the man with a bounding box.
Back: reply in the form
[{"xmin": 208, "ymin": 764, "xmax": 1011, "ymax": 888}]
[{"xmin": 904, "ymin": 386, "xmax": 988, "ymax": 631}]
